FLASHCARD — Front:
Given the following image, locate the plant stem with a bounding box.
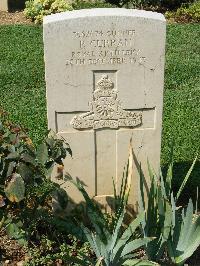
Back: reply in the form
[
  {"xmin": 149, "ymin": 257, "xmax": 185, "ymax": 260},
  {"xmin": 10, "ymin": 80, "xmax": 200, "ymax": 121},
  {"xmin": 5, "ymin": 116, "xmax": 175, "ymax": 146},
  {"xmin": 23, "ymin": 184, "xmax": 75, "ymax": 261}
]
[{"xmin": 0, "ymin": 215, "xmax": 5, "ymax": 231}]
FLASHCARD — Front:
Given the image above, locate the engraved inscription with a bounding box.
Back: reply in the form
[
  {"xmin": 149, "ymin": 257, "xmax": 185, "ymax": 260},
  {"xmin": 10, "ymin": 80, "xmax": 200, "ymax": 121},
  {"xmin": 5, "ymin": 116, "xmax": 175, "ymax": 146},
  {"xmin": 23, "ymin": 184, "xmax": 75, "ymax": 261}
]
[
  {"xmin": 72, "ymin": 30, "xmax": 135, "ymax": 38},
  {"xmin": 70, "ymin": 75, "xmax": 142, "ymax": 130},
  {"xmin": 66, "ymin": 29, "xmax": 146, "ymax": 66}
]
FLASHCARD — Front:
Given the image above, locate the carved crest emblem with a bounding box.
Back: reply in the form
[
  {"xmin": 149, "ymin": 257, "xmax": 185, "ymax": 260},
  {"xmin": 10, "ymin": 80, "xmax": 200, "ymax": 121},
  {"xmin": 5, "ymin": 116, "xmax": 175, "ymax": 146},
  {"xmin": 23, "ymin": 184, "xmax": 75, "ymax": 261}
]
[{"xmin": 70, "ymin": 75, "xmax": 142, "ymax": 129}]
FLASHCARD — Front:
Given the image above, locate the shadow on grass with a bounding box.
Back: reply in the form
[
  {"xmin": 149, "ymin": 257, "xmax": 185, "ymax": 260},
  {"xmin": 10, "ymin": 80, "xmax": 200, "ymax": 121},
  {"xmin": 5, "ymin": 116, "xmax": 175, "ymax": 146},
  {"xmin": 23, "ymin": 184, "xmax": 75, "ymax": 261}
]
[{"xmin": 162, "ymin": 160, "xmax": 200, "ymax": 208}]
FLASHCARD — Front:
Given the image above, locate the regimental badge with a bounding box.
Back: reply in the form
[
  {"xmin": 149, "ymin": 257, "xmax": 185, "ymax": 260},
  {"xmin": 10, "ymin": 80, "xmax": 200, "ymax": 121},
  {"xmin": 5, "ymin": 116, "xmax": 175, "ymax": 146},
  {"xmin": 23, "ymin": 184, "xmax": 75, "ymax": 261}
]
[{"xmin": 70, "ymin": 75, "xmax": 142, "ymax": 130}]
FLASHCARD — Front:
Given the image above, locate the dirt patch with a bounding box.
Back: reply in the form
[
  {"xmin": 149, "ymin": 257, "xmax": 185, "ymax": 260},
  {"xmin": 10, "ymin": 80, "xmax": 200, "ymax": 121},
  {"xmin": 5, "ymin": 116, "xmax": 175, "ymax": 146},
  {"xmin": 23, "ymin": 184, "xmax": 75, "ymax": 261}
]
[
  {"xmin": 0, "ymin": 11, "xmax": 33, "ymax": 25},
  {"xmin": 0, "ymin": 229, "xmax": 28, "ymax": 266}
]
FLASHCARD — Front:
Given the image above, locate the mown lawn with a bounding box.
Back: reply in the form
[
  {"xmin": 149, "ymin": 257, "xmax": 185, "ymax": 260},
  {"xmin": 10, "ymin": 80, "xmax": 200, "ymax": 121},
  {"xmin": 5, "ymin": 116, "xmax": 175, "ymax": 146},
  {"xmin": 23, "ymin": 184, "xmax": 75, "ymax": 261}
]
[
  {"xmin": 0, "ymin": 23, "xmax": 200, "ymax": 198},
  {"xmin": 0, "ymin": 25, "xmax": 46, "ymax": 142}
]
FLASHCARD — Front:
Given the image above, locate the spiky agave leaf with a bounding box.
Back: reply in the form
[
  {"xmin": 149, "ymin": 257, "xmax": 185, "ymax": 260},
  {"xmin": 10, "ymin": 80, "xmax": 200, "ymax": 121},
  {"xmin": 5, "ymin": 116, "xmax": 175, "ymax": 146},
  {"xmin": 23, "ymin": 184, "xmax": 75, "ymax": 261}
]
[
  {"xmin": 168, "ymin": 198, "xmax": 200, "ymax": 265},
  {"xmin": 69, "ymin": 177, "xmax": 108, "ymax": 239},
  {"xmin": 176, "ymin": 156, "xmax": 197, "ymax": 201},
  {"xmin": 110, "ymin": 211, "xmax": 147, "ymax": 263},
  {"xmin": 126, "ymin": 141, "xmax": 133, "ymax": 197},
  {"xmin": 109, "ymin": 209, "xmax": 126, "ymax": 252},
  {"xmin": 81, "ymin": 224, "xmax": 102, "ymax": 259},
  {"xmin": 165, "ymin": 140, "xmax": 174, "ymax": 198},
  {"xmin": 113, "ymin": 211, "xmax": 145, "ymax": 254},
  {"xmin": 138, "ymin": 163, "xmax": 172, "ymax": 261},
  {"xmin": 112, "ymin": 141, "xmax": 133, "ymax": 232},
  {"xmin": 121, "ymin": 237, "xmax": 154, "ymax": 258},
  {"xmin": 82, "ymin": 207, "xmax": 154, "ymax": 266},
  {"xmin": 95, "ymin": 257, "xmax": 104, "ymax": 266},
  {"xmin": 123, "ymin": 259, "xmax": 160, "ymax": 265}
]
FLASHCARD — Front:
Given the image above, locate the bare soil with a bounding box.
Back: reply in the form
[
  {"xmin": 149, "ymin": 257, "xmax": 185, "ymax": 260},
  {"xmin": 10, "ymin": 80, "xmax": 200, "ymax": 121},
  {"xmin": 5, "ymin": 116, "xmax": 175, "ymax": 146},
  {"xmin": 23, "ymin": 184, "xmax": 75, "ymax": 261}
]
[
  {"xmin": 0, "ymin": 230, "xmax": 27, "ymax": 266},
  {"xmin": 0, "ymin": 11, "xmax": 33, "ymax": 25}
]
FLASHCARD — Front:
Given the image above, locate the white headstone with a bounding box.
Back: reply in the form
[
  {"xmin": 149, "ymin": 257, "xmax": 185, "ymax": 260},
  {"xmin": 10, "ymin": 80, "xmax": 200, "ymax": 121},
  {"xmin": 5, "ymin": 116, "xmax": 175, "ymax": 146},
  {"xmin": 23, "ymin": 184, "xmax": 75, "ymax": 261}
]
[
  {"xmin": 43, "ymin": 9, "xmax": 166, "ymax": 209},
  {"xmin": 0, "ymin": 0, "xmax": 8, "ymax": 11}
]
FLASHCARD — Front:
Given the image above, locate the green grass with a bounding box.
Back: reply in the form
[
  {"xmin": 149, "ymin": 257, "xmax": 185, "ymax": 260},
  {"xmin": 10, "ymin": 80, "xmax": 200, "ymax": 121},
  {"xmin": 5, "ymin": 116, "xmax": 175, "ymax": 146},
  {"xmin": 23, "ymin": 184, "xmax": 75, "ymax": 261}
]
[
  {"xmin": 0, "ymin": 25, "xmax": 47, "ymax": 142},
  {"xmin": 162, "ymin": 24, "xmax": 200, "ymax": 164},
  {"xmin": 0, "ymin": 23, "xmax": 200, "ymax": 197},
  {"xmin": 162, "ymin": 24, "xmax": 200, "ymax": 198}
]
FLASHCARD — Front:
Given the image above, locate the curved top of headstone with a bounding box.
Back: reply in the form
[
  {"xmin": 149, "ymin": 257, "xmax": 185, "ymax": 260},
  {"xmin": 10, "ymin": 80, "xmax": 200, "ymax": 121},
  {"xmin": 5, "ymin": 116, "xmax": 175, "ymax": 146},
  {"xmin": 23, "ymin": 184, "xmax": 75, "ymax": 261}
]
[{"xmin": 43, "ymin": 8, "xmax": 165, "ymax": 24}]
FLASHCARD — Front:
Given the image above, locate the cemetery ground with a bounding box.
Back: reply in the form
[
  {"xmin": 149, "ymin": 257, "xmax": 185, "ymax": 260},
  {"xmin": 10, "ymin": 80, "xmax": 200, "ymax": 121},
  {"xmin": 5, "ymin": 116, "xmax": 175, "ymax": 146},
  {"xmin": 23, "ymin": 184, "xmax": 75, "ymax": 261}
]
[
  {"xmin": 0, "ymin": 15, "xmax": 200, "ymax": 266},
  {"xmin": 0, "ymin": 11, "xmax": 32, "ymax": 25}
]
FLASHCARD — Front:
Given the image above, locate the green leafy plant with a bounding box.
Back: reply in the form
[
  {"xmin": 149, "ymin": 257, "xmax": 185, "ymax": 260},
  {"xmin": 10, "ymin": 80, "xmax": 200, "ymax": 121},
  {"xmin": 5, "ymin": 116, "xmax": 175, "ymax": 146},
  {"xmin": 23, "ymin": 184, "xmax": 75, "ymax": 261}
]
[
  {"xmin": 26, "ymin": 234, "xmax": 94, "ymax": 266},
  {"xmin": 0, "ymin": 110, "xmax": 71, "ymax": 244},
  {"xmin": 24, "ymin": 0, "xmax": 73, "ymax": 24},
  {"xmin": 105, "ymin": 0, "xmax": 136, "ymax": 7},
  {"xmin": 4, "ymin": 173, "xmax": 25, "ymax": 203},
  {"xmin": 166, "ymin": 0, "xmax": 200, "ymax": 23},
  {"xmin": 72, "ymin": 0, "xmax": 115, "ymax": 9},
  {"xmin": 138, "ymin": 145, "xmax": 198, "ymax": 264},
  {"xmin": 105, "ymin": 0, "xmax": 195, "ymax": 10}
]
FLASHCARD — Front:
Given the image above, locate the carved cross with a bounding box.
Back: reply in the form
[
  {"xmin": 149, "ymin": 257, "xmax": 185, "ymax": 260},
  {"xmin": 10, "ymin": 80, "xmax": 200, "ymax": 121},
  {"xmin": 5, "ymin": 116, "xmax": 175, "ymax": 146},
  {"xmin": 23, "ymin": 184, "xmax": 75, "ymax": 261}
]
[
  {"xmin": 68, "ymin": 74, "xmax": 144, "ymax": 198},
  {"xmin": 55, "ymin": 73, "xmax": 155, "ymax": 204}
]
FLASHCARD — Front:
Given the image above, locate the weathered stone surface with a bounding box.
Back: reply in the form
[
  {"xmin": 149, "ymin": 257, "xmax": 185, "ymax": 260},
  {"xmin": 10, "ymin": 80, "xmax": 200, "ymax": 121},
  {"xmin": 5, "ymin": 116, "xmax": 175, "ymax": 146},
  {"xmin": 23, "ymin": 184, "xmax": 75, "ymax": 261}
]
[
  {"xmin": 43, "ymin": 8, "xmax": 166, "ymax": 209},
  {"xmin": 0, "ymin": 0, "xmax": 8, "ymax": 11}
]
